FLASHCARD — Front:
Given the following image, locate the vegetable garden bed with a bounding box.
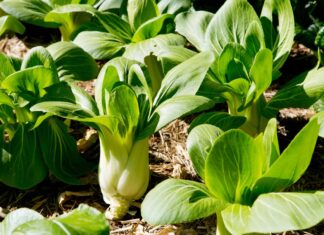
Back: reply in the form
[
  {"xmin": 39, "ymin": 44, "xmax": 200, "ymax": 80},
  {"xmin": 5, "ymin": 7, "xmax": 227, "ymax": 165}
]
[{"xmin": 0, "ymin": 0, "xmax": 324, "ymax": 234}]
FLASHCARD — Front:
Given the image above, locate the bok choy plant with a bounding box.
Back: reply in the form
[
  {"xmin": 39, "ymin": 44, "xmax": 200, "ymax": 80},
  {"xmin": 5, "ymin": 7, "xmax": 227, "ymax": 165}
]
[
  {"xmin": 73, "ymin": 0, "xmax": 191, "ymax": 61},
  {"xmin": 31, "ymin": 51, "xmax": 214, "ymax": 219},
  {"xmin": 173, "ymin": 0, "xmax": 324, "ymax": 136},
  {"xmin": 0, "ymin": 204, "xmax": 110, "ymax": 235},
  {"xmin": 142, "ymin": 117, "xmax": 324, "ymax": 235},
  {"xmin": 0, "ymin": 0, "xmax": 101, "ymax": 40},
  {"xmin": 0, "ymin": 42, "xmax": 98, "ymax": 189}
]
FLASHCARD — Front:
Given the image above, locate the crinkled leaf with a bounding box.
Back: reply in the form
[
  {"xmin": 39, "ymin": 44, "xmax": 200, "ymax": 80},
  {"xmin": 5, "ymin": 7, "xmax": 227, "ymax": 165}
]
[
  {"xmin": 142, "ymin": 179, "xmax": 223, "ymax": 225},
  {"xmin": 47, "ymin": 41, "xmax": 98, "ymax": 81},
  {"xmin": 205, "ymin": 130, "xmax": 263, "ymax": 204},
  {"xmin": 253, "ymin": 118, "xmax": 320, "ymax": 196},
  {"xmin": 187, "ymin": 124, "xmax": 223, "ymax": 179},
  {"xmin": 0, "ymin": 124, "xmax": 48, "ymax": 189},
  {"xmin": 0, "ymin": 15, "xmax": 25, "ymax": 36},
  {"xmin": 132, "ymin": 13, "xmax": 174, "ymax": 42},
  {"xmin": 55, "ymin": 204, "xmax": 110, "ymax": 234},
  {"xmin": 189, "ymin": 112, "xmax": 246, "ymax": 132},
  {"xmin": 123, "ymin": 33, "xmax": 186, "ymax": 63},
  {"xmin": 175, "ymin": 11, "xmax": 213, "ymax": 52},
  {"xmin": 0, "ymin": 0, "xmax": 58, "ymax": 28},
  {"xmin": 127, "ymin": 0, "xmax": 159, "ymax": 31},
  {"xmin": 74, "ymin": 31, "xmax": 124, "ymax": 60},
  {"xmin": 0, "ymin": 208, "xmax": 44, "ymax": 235},
  {"xmin": 223, "ymin": 192, "xmax": 324, "ymax": 234}
]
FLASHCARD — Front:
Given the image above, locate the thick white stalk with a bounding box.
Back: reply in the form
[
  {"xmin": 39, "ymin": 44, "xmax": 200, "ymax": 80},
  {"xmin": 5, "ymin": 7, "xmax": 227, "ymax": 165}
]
[{"xmin": 98, "ymin": 128, "xmax": 149, "ymax": 220}]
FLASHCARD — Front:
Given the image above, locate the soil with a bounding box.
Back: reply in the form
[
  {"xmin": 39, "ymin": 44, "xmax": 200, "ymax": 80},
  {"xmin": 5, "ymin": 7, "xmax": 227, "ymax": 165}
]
[{"xmin": 0, "ymin": 33, "xmax": 323, "ymax": 235}]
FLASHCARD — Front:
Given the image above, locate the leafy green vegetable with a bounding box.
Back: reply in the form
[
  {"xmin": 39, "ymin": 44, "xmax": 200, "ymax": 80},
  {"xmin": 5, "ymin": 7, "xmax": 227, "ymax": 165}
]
[
  {"xmin": 174, "ymin": 0, "xmax": 324, "ymax": 136},
  {"xmin": 74, "ymin": 0, "xmax": 190, "ymax": 61},
  {"xmin": 0, "ymin": 204, "xmax": 110, "ymax": 235},
  {"xmin": 142, "ymin": 117, "xmax": 324, "ymax": 234},
  {"xmin": 0, "ymin": 42, "xmax": 97, "ymax": 189},
  {"xmin": 0, "ymin": 0, "xmax": 98, "ymax": 40},
  {"xmin": 31, "ymin": 51, "xmax": 214, "ymax": 219}
]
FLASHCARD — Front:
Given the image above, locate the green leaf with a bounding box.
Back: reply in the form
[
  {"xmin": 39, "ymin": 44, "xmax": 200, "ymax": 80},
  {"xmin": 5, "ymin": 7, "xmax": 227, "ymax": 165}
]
[
  {"xmin": 264, "ymin": 67, "xmax": 324, "ymax": 117},
  {"xmin": 94, "ymin": 11, "xmax": 132, "ymax": 42},
  {"xmin": 152, "ymin": 95, "xmax": 213, "ymax": 133},
  {"xmin": 37, "ymin": 118, "xmax": 95, "ymax": 185},
  {"xmin": 175, "ymin": 11, "xmax": 214, "ymax": 51},
  {"xmin": 107, "ymin": 84, "xmax": 139, "ymax": 137},
  {"xmin": 0, "ymin": 53, "xmax": 16, "ymax": 81},
  {"xmin": 262, "ymin": 118, "xmax": 279, "ymax": 170},
  {"xmin": 205, "ymin": 130, "xmax": 263, "ymax": 204},
  {"xmin": 1, "ymin": 67, "xmax": 58, "ymax": 102},
  {"xmin": 47, "ymin": 41, "xmax": 98, "ymax": 81},
  {"xmin": 154, "ymin": 51, "xmax": 214, "ymax": 106},
  {"xmin": 223, "ymin": 192, "xmax": 324, "ymax": 234},
  {"xmin": 132, "ymin": 13, "xmax": 174, "ymax": 42},
  {"xmin": 127, "ymin": 0, "xmax": 159, "ymax": 31},
  {"xmin": 95, "ymin": 0, "xmax": 126, "ymax": 12},
  {"xmin": 155, "ymin": 46, "xmax": 196, "ymax": 74},
  {"xmin": 55, "ymin": 204, "xmax": 110, "ymax": 234},
  {"xmin": 157, "ymin": 0, "xmax": 192, "ymax": 15},
  {"xmin": 44, "ymin": 4, "xmax": 95, "ymax": 40},
  {"xmin": 142, "ymin": 179, "xmax": 223, "ymax": 225},
  {"xmin": 44, "ymin": 82, "xmax": 98, "ymax": 116},
  {"xmin": 187, "ymin": 124, "xmax": 223, "ymax": 179},
  {"xmin": 123, "ymin": 33, "xmax": 186, "ymax": 63},
  {"xmin": 21, "ymin": 46, "xmax": 58, "ymax": 81},
  {"xmin": 205, "ymin": 0, "xmax": 262, "ymax": 56},
  {"xmin": 253, "ymin": 118, "xmax": 320, "ymax": 195},
  {"xmin": 73, "ymin": 31, "xmax": 124, "ymax": 60},
  {"xmin": 50, "ymin": 0, "xmax": 98, "ymax": 6},
  {"xmin": 0, "ymin": 15, "xmax": 25, "ymax": 36},
  {"xmin": 0, "ymin": 0, "xmax": 58, "ymax": 28},
  {"xmin": 189, "ymin": 112, "xmax": 246, "ymax": 132},
  {"xmin": 261, "ymin": 0, "xmax": 294, "ymax": 72},
  {"xmin": 244, "ymin": 20, "xmax": 265, "ymax": 57},
  {"xmin": 13, "ymin": 220, "xmax": 67, "ymax": 235},
  {"xmin": 215, "ymin": 43, "xmax": 252, "ymax": 83},
  {"xmin": 95, "ymin": 57, "xmax": 136, "ymax": 114},
  {"xmin": 249, "ymin": 48, "xmax": 272, "ymax": 100},
  {"xmin": 0, "ymin": 124, "xmax": 48, "ymax": 189},
  {"xmin": 0, "ymin": 208, "xmax": 44, "ymax": 235}
]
